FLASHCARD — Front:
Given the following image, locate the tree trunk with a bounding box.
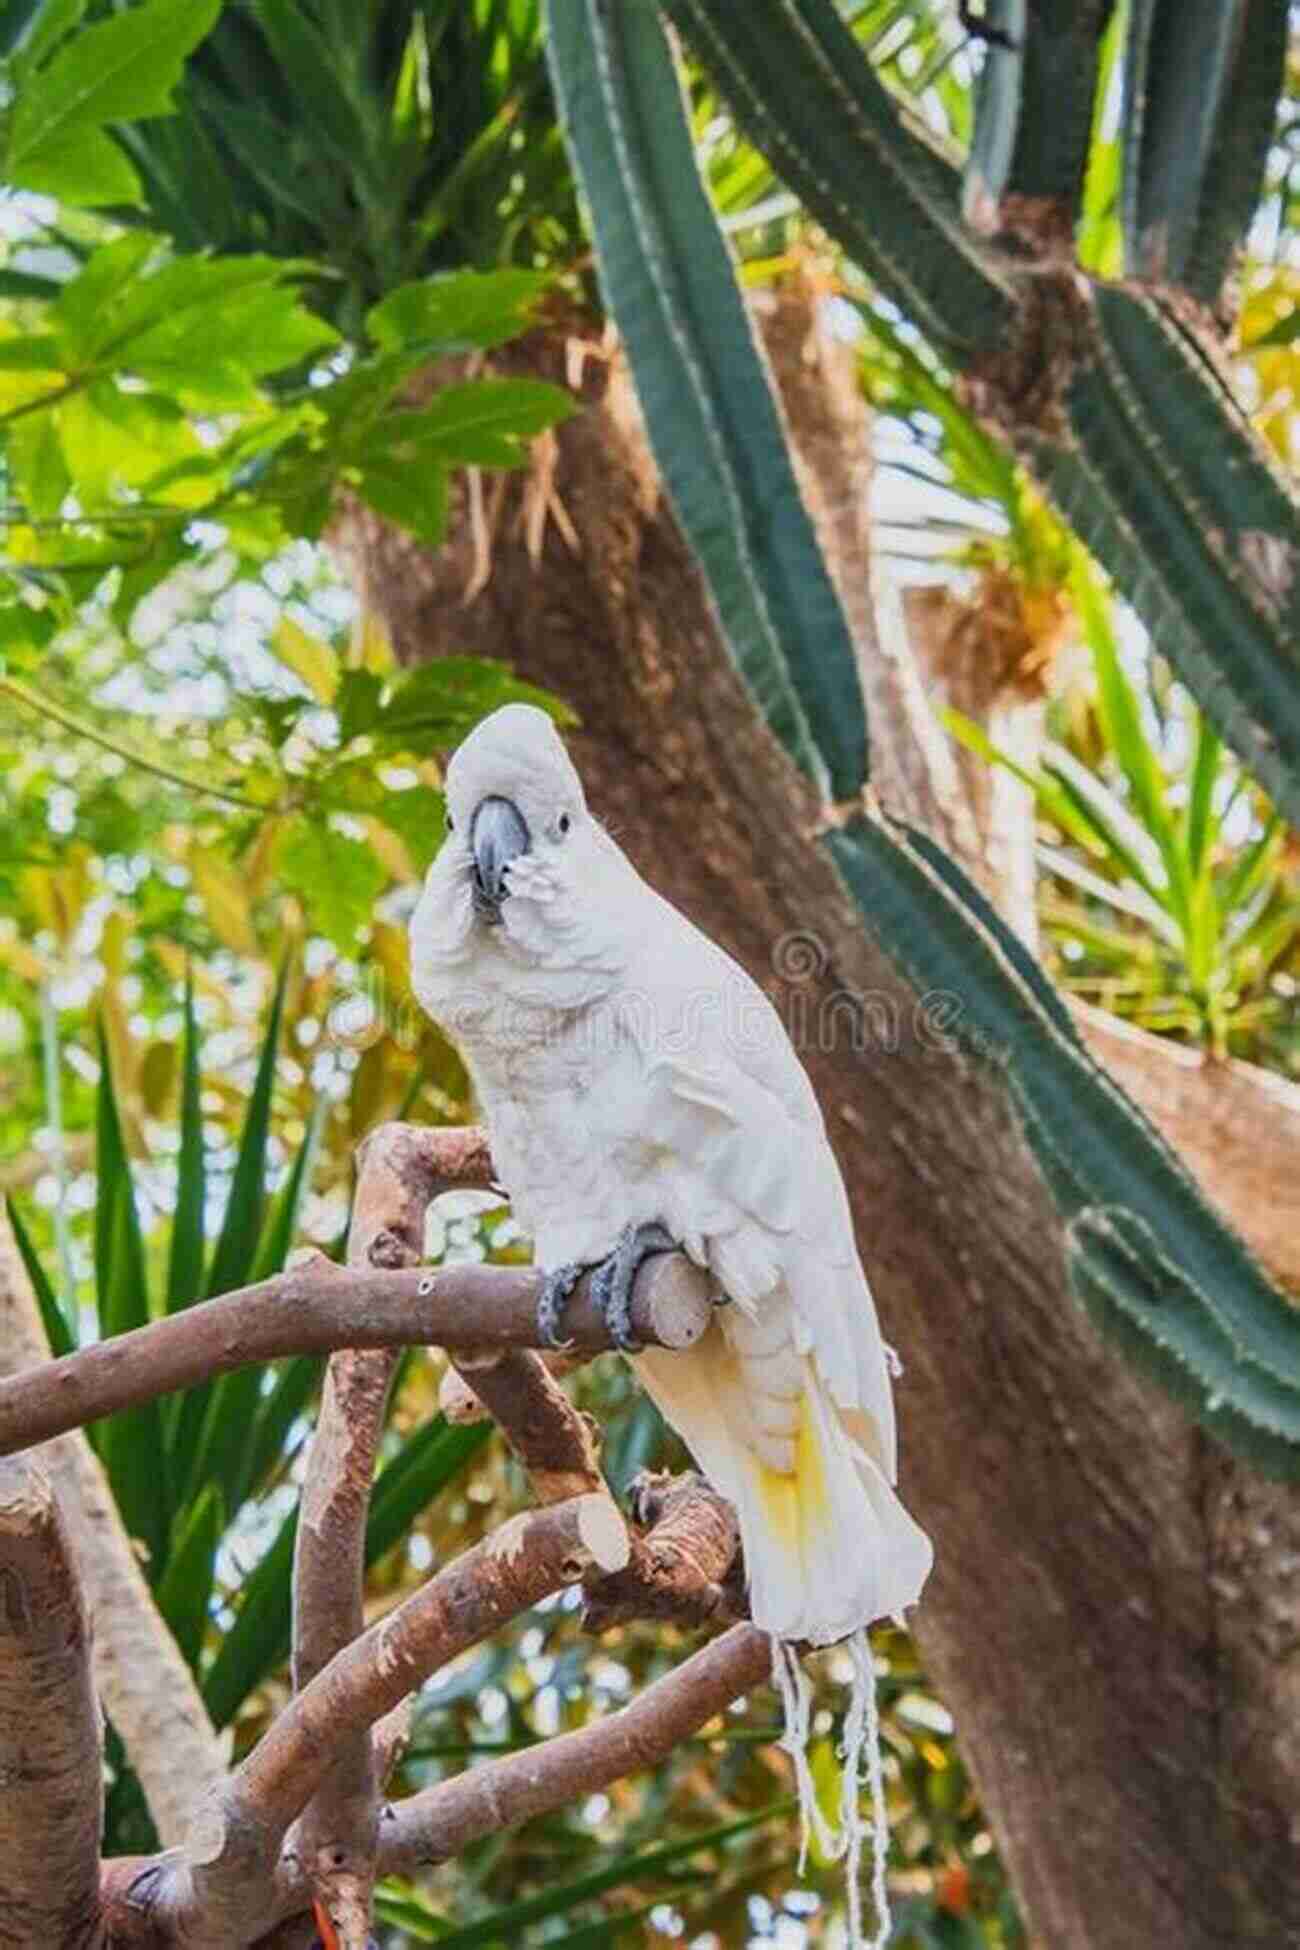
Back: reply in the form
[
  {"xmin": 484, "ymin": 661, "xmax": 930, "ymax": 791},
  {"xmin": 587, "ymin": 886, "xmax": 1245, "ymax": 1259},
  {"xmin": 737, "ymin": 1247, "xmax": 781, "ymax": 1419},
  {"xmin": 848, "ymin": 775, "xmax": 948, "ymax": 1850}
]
[{"xmin": 336, "ymin": 290, "xmax": 1300, "ymax": 1949}]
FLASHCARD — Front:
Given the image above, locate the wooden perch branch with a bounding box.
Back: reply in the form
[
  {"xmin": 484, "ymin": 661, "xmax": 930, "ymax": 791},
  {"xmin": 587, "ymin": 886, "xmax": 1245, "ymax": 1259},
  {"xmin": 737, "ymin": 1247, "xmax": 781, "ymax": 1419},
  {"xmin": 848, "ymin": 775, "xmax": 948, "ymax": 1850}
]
[
  {"xmin": 110, "ymin": 1496, "xmax": 629, "ymax": 1947},
  {"xmin": 0, "ymin": 1455, "xmax": 102, "ymax": 1948},
  {"xmin": 292, "ymin": 1124, "xmax": 494, "ymax": 1948},
  {"xmin": 378, "ymin": 1622, "xmax": 771, "ymax": 1872},
  {"xmin": 0, "ymin": 1247, "xmax": 713, "ymax": 1458}
]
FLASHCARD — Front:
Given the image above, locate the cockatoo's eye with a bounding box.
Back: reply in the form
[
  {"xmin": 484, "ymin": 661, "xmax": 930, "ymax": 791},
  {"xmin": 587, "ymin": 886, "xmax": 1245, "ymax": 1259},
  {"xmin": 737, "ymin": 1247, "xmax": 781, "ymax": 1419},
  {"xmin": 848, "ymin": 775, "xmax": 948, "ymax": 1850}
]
[{"xmin": 558, "ymin": 813, "xmax": 571, "ymax": 835}]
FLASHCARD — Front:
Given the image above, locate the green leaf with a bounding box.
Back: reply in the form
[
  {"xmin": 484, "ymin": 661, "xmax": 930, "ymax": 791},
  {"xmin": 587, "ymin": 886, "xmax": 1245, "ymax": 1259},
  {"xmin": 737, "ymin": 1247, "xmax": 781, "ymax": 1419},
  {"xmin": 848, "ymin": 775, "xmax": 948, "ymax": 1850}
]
[
  {"xmin": 165, "ymin": 974, "xmax": 206, "ymax": 1314},
  {"xmin": 375, "ymin": 783, "xmax": 446, "ymax": 873},
  {"xmin": 5, "ymin": 0, "xmax": 222, "ymax": 205},
  {"xmin": 249, "ymin": 1097, "xmax": 324, "ymax": 1285},
  {"xmin": 335, "ymin": 667, "xmax": 385, "ymax": 742},
  {"xmin": 5, "ymin": 120, "xmax": 143, "ymax": 205},
  {"xmin": 5, "ymin": 1193, "xmax": 76, "ymax": 1357},
  {"xmin": 56, "ymin": 382, "xmax": 199, "ymax": 506},
  {"xmin": 242, "ymin": 1357, "xmax": 320, "ymax": 1502},
  {"xmin": 354, "ymin": 456, "xmax": 450, "ymax": 548},
  {"xmin": 1184, "ymin": 715, "xmax": 1221, "ymax": 883},
  {"xmin": 548, "ymin": 0, "xmax": 868, "ymax": 802},
  {"xmin": 155, "ymin": 1481, "xmax": 222, "ymax": 1672},
  {"xmin": 6, "ymin": 409, "xmax": 71, "ymax": 521},
  {"xmin": 366, "ymin": 269, "xmax": 549, "ymax": 353},
  {"xmin": 361, "ymin": 378, "xmax": 574, "ymax": 469},
  {"xmin": 173, "ymin": 967, "xmax": 287, "ymax": 1514},
  {"xmin": 93, "ymin": 1025, "xmax": 171, "ymax": 1575},
  {"xmin": 52, "ymin": 232, "xmax": 158, "ymax": 361},
  {"xmin": 202, "ymin": 1415, "xmax": 489, "ymax": 1727},
  {"xmin": 368, "ymin": 658, "xmax": 567, "ymax": 745},
  {"xmin": 277, "ymin": 817, "xmax": 386, "ymax": 952},
  {"xmin": 1070, "ymin": 552, "xmax": 1190, "ymax": 925}
]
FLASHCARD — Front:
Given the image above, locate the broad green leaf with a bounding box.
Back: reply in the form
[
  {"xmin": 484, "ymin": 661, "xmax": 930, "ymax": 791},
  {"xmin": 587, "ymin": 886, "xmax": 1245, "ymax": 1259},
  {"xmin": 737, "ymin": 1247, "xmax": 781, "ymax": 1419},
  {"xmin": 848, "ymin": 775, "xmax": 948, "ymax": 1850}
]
[
  {"xmin": 5, "ymin": 1193, "xmax": 75, "ymax": 1357},
  {"xmin": 355, "ymin": 457, "xmax": 450, "ymax": 547},
  {"xmin": 374, "ymin": 783, "xmax": 446, "ymax": 873},
  {"xmin": 370, "ymin": 658, "xmax": 568, "ymax": 745},
  {"xmin": 359, "ymin": 378, "xmax": 574, "ymax": 469},
  {"xmin": 335, "ymin": 667, "xmax": 385, "ymax": 742},
  {"xmin": 366, "ymin": 269, "xmax": 549, "ymax": 354},
  {"xmin": 5, "ymin": 409, "xmax": 69, "ymax": 521},
  {"xmin": 5, "ymin": 120, "xmax": 143, "ymax": 204},
  {"xmin": 56, "ymin": 382, "xmax": 198, "ymax": 506},
  {"xmin": 5, "ymin": 0, "xmax": 222, "ymax": 204},
  {"xmin": 155, "ymin": 1481, "xmax": 222, "ymax": 1673},
  {"xmin": 277, "ymin": 817, "xmax": 385, "ymax": 951},
  {"xmin": 52, "ymin": 233, "xmax": 158, "ymax": 361}
]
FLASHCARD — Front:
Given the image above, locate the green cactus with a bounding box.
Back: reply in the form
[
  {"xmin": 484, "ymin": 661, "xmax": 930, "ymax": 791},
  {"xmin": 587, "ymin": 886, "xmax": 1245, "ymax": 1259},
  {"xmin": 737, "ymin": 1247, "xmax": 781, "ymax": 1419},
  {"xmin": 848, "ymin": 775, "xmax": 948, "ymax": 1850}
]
[
  {"xmin": 547, "ymin": 0, "xmax": 1300, "ymax": 1477},
  {"xmin": 661, "ymin": 0, "xmax": 1300, "ymax": 832}
]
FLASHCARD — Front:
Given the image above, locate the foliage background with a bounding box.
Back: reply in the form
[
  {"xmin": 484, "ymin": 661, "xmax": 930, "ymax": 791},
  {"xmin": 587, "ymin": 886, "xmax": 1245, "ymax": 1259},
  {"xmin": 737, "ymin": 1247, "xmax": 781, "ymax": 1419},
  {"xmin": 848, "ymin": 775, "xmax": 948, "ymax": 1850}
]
[{"xmin": 0, "ymin": 1, "xmax": 1296, "ymax": 1945}]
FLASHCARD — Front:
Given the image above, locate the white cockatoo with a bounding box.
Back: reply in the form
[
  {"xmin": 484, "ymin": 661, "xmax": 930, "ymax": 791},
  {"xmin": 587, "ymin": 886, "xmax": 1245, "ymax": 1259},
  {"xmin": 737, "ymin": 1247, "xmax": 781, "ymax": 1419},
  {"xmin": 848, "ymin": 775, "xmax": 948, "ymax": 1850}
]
[{"xmin": 410, "ymin": 703, "xmax": 932, "ymax": 1645}]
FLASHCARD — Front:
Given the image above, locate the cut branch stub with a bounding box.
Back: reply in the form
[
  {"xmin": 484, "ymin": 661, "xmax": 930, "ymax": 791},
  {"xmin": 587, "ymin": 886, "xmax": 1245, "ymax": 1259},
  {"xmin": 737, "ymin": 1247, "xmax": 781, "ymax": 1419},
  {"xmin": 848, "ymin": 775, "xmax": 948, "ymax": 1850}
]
[{"xmin": 584, "ymin": 1469, "xmax": 746, "ymax": 1632}]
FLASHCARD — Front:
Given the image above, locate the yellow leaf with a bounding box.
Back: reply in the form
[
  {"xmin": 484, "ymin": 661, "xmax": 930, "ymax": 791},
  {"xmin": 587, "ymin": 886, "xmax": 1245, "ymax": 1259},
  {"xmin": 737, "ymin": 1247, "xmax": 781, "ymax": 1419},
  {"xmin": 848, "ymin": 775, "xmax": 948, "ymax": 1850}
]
[
  {"xmin": 0, "ymin": 928, "xmax": 44, "ymax": 982},
  {"xmin": 363, "ymin": 813, "xmax": 412, "ymax": 883},
  {"xmin": 189, "ymin": 848, "xmax": 259, "ymax": 957},
  {"xmin": 271, "ymin": 616, "xmax": 339, "ymax": 705},
  {"xmin": 353, "ymin": 608, "xmax": 394, "ymax": 674},
  {"xmin": 140, "ymin": 1040, "xmax": 178, "ymax": 1117}
]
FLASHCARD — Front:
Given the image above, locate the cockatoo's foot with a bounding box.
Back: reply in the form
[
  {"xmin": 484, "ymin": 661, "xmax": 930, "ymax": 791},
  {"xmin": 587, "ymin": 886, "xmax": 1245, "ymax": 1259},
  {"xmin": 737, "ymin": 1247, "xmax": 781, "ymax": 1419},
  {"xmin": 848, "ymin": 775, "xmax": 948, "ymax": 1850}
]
[
  {"xmin": 536, "ymin": 1261, "xmax": 583, "ymax": 1349},
  {"xmin": 590, "ymin": 1221, "xmax": 676, "ymax": 1352}
]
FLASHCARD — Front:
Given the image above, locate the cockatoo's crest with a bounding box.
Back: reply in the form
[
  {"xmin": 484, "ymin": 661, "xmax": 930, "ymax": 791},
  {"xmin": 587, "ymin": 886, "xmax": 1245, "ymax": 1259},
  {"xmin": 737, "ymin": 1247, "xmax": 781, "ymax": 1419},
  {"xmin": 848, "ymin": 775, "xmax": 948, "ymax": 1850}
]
[{"xmin": 444, "ymin": 702, "xmax": 585, "ymax": 843}]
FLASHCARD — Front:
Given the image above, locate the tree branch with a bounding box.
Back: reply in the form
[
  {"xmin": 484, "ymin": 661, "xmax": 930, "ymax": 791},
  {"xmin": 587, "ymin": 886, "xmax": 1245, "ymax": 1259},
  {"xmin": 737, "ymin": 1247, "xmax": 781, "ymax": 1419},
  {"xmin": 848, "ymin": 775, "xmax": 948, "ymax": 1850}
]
[
  {"xmin": 0, "ymin": 1454, "xmax": 102, "ymax": 1950},
  {"xmin": 583, "ymin": 1469, "xmax": 745, "ymax": 1632},
  {"xmin": 291, "ymin": 1123, "xmax": 494, "ymax": 1949},
  {"xmin": 111, "ymin": 1496, "xmax": 629, "ymax": 1947},
  {"xmin": 0, "ymin": 1207, "xmax": 226, "ymax": 1849},
  {"xmin": 377, "ymin": 1622, "xmax": 772, "ymax": 1873},
  {"xmin": 0, "ymin": 1250, "xmax": 713, "ymax": 1459}
]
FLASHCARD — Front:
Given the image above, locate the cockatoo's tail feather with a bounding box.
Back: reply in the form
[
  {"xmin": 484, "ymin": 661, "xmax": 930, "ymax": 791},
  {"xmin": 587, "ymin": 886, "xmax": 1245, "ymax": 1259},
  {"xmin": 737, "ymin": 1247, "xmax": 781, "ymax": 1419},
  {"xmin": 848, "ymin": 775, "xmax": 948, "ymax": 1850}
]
[{"xmin": 636, "ymin": 1338, "xmax": 930, "ymax": 1646}]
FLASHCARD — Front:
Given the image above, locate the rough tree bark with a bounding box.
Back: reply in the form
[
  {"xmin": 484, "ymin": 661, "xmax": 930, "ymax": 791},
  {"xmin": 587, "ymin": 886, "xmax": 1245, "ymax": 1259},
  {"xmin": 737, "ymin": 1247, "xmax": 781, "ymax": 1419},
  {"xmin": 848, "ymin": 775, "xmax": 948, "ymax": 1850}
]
[{"xmin": 337, "ymin": 285, "xmax": 1300, "ymax": 1948}]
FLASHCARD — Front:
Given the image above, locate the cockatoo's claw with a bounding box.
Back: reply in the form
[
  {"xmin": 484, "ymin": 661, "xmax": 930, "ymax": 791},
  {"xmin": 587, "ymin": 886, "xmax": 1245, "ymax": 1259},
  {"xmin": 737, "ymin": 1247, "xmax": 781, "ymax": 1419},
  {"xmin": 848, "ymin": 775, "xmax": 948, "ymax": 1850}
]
[
  {"xmin": 536, "ymin": 1261, "xmax": 582, "ymax": 1348},
  {"xmin": 591, "ymin": 1221, "xmax": 676, "ymax": 1353}
]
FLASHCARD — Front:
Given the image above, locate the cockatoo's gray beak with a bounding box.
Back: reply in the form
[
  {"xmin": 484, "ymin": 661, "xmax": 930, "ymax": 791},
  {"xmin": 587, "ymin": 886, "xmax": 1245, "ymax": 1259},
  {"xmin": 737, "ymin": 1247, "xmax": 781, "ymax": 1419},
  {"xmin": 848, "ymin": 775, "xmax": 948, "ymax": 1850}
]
[{"xmin": 470, "ymin": 795, "xmax": 530, "ymax": 921}]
